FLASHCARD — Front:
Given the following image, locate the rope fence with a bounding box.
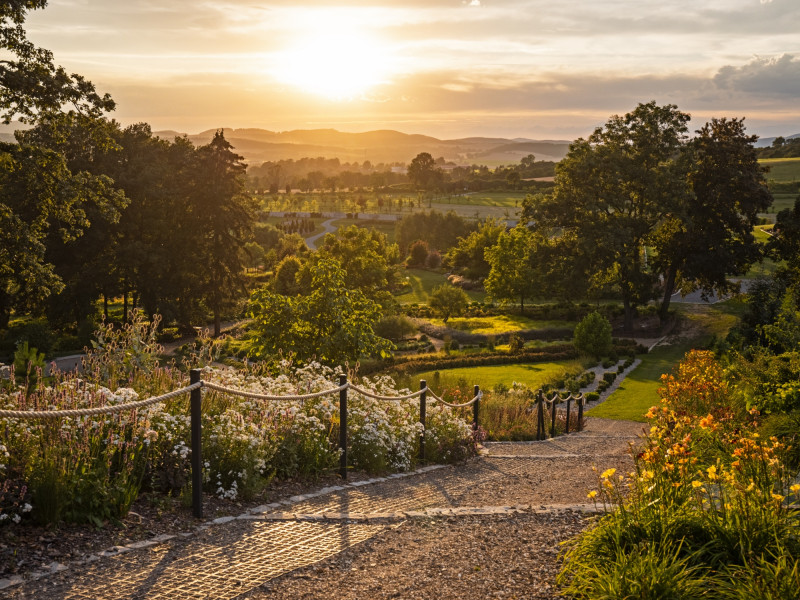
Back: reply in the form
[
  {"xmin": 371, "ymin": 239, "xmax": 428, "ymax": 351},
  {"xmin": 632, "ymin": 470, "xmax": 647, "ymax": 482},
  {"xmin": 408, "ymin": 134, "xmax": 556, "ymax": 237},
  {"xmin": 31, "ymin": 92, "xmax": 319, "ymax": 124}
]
[{"xmin": 1, "ymin": 370, "xmax": 587, "ymax": 517}]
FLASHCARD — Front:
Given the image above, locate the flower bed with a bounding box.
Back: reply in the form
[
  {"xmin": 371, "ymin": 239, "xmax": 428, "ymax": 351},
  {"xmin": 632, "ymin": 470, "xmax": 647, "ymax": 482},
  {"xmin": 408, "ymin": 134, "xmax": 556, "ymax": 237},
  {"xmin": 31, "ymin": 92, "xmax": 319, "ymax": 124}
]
[
  {"xmin": 0, "ymin": 343, "xmax": 476, "ymax": 527},
  {"xmin": 559, "ymin": 350, "xmax": 800, "ymax": 598}
]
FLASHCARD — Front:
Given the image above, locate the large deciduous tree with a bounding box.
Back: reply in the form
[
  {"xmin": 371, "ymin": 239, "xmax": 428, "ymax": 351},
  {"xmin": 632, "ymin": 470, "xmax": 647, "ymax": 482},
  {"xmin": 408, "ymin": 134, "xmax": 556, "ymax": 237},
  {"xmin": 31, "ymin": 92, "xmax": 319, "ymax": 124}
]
[
  {"xmin": 407, "ymin": 152, "xmax": 442, "ymax": 191},
  {"xmin": 445, "ymin": 218, "xmax": 506, "ymax": 280},
  {"xmin": 651, "ymin": 117, "xmax": 772, "ymax": 322},
  {"xmin": 524, "ymin": 101, "xmax": 690, "ymax": 331}
]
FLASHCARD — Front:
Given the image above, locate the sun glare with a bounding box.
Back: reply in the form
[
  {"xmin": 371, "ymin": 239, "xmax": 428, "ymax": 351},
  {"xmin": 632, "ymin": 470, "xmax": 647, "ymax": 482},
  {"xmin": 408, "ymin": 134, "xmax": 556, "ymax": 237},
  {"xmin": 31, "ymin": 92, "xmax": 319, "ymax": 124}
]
[{"xmin": 272, "ymin": 28, "xmax": 389, "ymax": 100}]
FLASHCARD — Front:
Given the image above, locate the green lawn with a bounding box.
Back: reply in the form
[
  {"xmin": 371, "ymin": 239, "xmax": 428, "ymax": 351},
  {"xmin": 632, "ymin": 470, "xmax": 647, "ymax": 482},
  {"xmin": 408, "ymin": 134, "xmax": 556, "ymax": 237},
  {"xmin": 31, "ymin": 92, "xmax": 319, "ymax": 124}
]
[
  {"xmin": 411, "ymin": 360, "xmax": 587, "ymax": 393},
  {"xmin": 588, "ymin": 303, "xmax": 742, "ymax": 422},
  {"xmin": 394, "ymin": 269, "xmax": 486, "ymax": 304},
  {"xmin": 428, "ymin": 314, "xmax": 574, "ymax": 334},
  {"xmin": 432, "ymin": 191, "xmax": 528, "ymax": 208}
]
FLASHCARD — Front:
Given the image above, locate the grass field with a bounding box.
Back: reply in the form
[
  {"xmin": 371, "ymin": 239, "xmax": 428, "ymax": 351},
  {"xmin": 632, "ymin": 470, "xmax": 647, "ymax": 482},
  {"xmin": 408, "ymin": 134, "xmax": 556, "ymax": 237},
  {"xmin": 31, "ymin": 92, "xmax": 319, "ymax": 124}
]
[
  {"xmin": 761, "ymin": 158, "xmax": 800, "ymax": 183},
  {"xmin": 394, "ymin": 269, "xmax": 487, "ymax": 304},
  {"xmin": 409, "ymin": 360, "xmax": 587, "ymax": 393},
  {"xmin": 428, "ymin": 314, "xmax": 574, "ymax": 334},
  {"xmin": 587, "ymin": 302, "xmax": 742, "ymax": 422}
]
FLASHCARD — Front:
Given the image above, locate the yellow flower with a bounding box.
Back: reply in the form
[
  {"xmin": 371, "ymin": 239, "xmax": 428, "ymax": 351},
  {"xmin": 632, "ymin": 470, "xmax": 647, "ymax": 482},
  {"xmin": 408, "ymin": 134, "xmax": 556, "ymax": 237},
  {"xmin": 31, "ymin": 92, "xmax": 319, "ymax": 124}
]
[
  {"xmin": 587, "ymin": 490, "xmax": 598, "ymax": 499},
  {"xmin": 772, "ymin": 493, "xmax": 785, "ymax": 503},
  {"xmin": 706, "ymin": 465, "xmax": 718, "ymax": 481},
  {"xmin": 790, "ymin": 484, "xmax": 800, "ymax": 495},
  {"xmin": 691, "ymin": 481, "xmax": 702, "ymax": 488},
  {"xmin": 601, "ymin": 468, "xmax": 617, "ymax": 479}
]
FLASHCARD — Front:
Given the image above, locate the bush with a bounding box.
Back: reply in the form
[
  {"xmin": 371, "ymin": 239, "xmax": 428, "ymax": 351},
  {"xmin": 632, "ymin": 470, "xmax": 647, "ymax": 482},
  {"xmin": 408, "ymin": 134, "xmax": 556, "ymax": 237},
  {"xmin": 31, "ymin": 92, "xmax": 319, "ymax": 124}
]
[
  {"xmin": 584, "ymin": 392, "xmax": 600, "ymax": 402},
  {"xmin": 374, "ymin": 315, "xmax": 417, "ymax": 342},
  {"xmin": 573, "ymin": 311, "xmax": 612, "ymax": 359},
  {"xmin": 408, "ymin": 240, "xmax": 429, "ymax": 266},
  {"xmin": 602, "ymin": 371, "xmax": 617, "ymax": 384}
]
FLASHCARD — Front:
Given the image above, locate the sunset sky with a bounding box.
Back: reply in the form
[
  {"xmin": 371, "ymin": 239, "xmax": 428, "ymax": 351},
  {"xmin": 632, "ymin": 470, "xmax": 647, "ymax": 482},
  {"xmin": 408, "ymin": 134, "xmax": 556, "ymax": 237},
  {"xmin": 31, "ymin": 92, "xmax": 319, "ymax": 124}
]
[{"xmin": 22, "ymin": 0, "xmax": 800, "ymax": 140}]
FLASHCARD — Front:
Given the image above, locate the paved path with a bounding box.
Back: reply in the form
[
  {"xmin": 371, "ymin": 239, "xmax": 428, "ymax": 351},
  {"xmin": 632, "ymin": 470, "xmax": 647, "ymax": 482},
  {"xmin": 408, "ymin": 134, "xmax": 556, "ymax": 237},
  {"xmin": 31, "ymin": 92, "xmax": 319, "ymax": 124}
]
[
  {"xmin": 304, "ymin": 218, "xmax": 339, "ymax": 250},
  {"xmin": 6, "ymin": 418, "xmax": 644, "ymax": 599}
]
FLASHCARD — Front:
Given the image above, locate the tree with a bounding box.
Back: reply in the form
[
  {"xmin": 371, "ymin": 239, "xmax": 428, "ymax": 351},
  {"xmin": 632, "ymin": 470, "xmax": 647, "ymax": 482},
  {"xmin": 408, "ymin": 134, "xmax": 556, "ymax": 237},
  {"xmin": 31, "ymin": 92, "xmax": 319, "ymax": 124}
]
[
  {"xmin": 247, "ymin": 258, "xmax": 392, "ymax": 365},
  {"xmin": 651, "ymin": 117, "xmax": 772, "ymax": 323},
  {"xmin": 192, "ymin": 130, "xmax": 257, "ymax": 336},
  {"xmin": 573, "ymin": 311, "xmax": 612, "ymax": 360},
  {"xmin": 407, "ymin": 152, "xmax": 442, "ymax": 190},
  {"xmin": 0, "ymin": 141, "xmax": 125, "ymax": 328},
  {"xmin": 408, "ymin": 240, "xmax": 429, "ymax": 267},
  {"xmin": 312, "ymin": 225, "xmax": 402, "ymax": 302},
  {"xmin": 429, "ymin": 284, "xmax": 469, "ymax": 324},
  {"xmin": 0, "ymin": 1, "xmax": 114, "ymax": 124},
  {"xmin": 484, "ymin": 225, "xmax": 540, "ymax": 312},
  {"xmin": 445, "ymin": 218, "xmax": 506, "ymax": 280},
  {"xmin": 524, "ymin": 101, "xmax": 690, "ymax": 331}
]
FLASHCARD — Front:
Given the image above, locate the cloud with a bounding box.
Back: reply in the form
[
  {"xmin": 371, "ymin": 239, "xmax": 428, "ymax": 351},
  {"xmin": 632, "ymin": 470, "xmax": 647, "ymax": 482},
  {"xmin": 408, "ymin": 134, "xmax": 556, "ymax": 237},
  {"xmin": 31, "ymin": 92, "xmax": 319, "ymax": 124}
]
[{"xmin": 714, "ymin": 54, "xmax": 800, "ymax": 96}]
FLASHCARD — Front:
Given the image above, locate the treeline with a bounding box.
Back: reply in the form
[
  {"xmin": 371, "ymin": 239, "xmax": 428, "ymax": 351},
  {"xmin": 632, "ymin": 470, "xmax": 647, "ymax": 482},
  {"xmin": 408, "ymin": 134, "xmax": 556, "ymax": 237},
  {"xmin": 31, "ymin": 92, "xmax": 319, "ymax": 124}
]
[
  {"xmin": 248, "ymin": 152, "xmax": 556, "ymax": 194},
  {"xmin": 446, "ymin": 103, "xmax": 773, "ymax": 330},
  {"xmin": 2, "ymin": 117, "xmax": 255, "ymax": 336},
  {"xmin": 757, "ymin": 136, "xmax": 800, "ymax": 159}
]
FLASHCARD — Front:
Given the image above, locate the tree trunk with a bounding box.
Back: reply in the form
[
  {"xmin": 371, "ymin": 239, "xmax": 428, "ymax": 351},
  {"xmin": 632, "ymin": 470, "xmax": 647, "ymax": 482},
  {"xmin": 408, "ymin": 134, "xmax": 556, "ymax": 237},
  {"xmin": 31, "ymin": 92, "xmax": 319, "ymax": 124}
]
[
  {"xmin": 103, "ymin": 295, "xmax": 109, "ymax": 321},
  {"xmin": 214, "ymin": 311, "xmax": 221, "ymax": 337},
  {"xmin": 659, "ymin": 266, "xmax": 678, "ymax": 327},
  {"xmin": 123, "ymin": 292, "xmax": 128, "ymax": 323},
  {"xmin": 520, "ymin": 294, "xmax": 525, "ymax": 314},
  {"xmin": 622, "ymin": 296, "xmax": 634, "ymax": 333}
]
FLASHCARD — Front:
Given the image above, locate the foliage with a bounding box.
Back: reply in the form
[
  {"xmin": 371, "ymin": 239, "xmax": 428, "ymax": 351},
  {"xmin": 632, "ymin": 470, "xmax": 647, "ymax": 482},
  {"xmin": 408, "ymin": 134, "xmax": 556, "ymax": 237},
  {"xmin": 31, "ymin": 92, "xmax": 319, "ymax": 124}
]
[
  {"xmin": 428, "ymin": 284, "xmax": 469, "ymax": 323},
  {"xmin": 651, "ymin": 118, "xmax": 772, "ymax": 322},
  {"xmin": 374, "ymin": 314, "xmax": 417, "ymax": 342},
  {"xmin": 407, "ymin": 239, "xmax": 430, "ymax": 267},
  {"xmin": 560, "ymin": 350, "xmax": 800, "ymax": 599},
  {"xmin": 445, "ymin": 218, "xmax": 506, "ymax": 280},
  {"xmin": 394, "ymin": 210, "xmax": 474, "ymax": 254},
  {"xmin": 247, "ymin": 258, "xmax": 393, "ymax": 366},
  {"xmin": 573, "ymin": 311, "xmax": 613, "ymax": 359},
  {"xmin": 407, "ymin": 152, "xmax": 443, "ymax": 191},
  {"xmin": 525, "ymin": 102, "xmax": 690, "ymax": 330}
]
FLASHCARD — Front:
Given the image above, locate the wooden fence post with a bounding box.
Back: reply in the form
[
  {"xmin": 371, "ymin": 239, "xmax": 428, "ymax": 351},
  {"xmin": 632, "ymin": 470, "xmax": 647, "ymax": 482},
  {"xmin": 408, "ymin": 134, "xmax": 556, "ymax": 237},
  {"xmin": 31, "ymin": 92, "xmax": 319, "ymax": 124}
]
[
  {"xmin": 550, "ymin": 393, "xmax": 558, "ymax": 438},
  {"xmin": 190, "ymin": 368, "xmax": 203, "ymax": 518},
  {"xmin": 577, "ymin": 395, "xmax": 585, "ymax": 431},
  {"xmin": 339, "ymin": 374, "xmax": 348, "ymax": 480},
  {"xmin": 419, "ymin": 380, "xmax": 427, "ymax": 463}
]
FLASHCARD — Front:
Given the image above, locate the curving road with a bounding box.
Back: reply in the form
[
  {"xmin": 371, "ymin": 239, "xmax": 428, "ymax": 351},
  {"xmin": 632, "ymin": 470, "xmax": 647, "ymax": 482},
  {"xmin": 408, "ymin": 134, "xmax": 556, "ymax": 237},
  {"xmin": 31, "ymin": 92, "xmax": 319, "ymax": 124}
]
[{"xmin": 304, "ymin": 218, "xmax": 339, "ymax": 250}]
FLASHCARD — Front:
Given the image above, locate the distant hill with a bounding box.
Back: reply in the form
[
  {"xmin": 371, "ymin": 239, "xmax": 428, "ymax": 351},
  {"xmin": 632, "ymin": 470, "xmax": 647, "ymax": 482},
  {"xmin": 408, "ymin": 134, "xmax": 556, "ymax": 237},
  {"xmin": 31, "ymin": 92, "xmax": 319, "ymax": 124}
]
[
  {"xmin": 755, "ymin": 133, "xmax": 800, "ymax": 148},
  {"xmin": 152, "ymin": 127, "xmax": 572, "ymax": 166}
]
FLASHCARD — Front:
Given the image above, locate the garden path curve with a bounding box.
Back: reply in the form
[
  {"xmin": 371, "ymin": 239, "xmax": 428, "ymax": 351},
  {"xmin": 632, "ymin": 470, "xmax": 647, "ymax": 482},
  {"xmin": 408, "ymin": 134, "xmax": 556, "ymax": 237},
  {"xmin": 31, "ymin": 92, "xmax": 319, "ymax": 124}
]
[{"xmin": 6, "ymin": 418, "xmax": 645, "ymax": 600}]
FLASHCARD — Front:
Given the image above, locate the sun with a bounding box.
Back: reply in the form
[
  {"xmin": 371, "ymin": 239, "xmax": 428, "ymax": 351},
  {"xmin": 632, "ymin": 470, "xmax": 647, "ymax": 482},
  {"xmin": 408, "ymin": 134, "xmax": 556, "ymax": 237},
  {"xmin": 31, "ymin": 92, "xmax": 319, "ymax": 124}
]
[{"xmin": 272, "ymin": 29, "xmax": 389, "ymax": 100}]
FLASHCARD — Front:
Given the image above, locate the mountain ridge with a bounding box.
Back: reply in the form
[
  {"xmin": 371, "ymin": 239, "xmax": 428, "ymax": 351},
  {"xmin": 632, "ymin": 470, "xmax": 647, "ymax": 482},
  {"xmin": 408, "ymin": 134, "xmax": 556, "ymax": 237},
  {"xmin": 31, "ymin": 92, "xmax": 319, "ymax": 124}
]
[{"xmin": 152, "ymin": 127, "xmax": 572, "ymax": 165}]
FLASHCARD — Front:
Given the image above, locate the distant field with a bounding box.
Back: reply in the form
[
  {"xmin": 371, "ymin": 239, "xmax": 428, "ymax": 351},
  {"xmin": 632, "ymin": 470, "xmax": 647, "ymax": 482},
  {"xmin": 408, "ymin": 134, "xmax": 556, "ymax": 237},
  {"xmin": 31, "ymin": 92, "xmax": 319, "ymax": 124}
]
[
  {"xmin": 395, "ymin": 269, "xmax": 486, "ymax": 304},
  {"xmin": 761, "ymin": 158, "xmax": 800, "ymax": 182}
]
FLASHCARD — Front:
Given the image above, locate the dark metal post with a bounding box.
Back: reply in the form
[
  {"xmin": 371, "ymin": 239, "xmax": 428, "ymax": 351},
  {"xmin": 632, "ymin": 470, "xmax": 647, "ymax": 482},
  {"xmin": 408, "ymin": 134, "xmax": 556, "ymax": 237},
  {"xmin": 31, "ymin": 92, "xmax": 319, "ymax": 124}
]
[
  {"xmin": 339, "ymin": 374, "xmax": 348, "ymax": 480},
  {"xmin": 190, "ymin": 368, "xmax": 203, "ymax": 518},
  {"xmin": 577, "ymin": 395, "xmax": 584, "ymax": 431},
  {"xmin": 565, "ymin": 396, "xmax": 572, "ymax": 434},
  {"xmin": 550, "ymin": 394, "xmax": 558, "ymax": 438},
  {"xmin": 419, "ymin": 380, "xmax": 427, "ymax": 463},
  {"xmin": 536, "ymin": 390, "xmax": 544, "ymax": 440},
  {"xmin": 473, "ymin": 385, "xmax": 480, "ymax": 432}
]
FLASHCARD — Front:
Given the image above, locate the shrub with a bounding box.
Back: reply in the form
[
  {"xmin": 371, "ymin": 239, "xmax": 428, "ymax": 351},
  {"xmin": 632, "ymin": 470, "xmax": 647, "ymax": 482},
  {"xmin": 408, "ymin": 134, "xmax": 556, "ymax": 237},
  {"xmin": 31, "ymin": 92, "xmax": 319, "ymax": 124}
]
[
  {"xmin": 374, "ymin": 315, "xmax": 417, "ymax": 342},
  {"xmin": 584, "ymin": 392, "xmax": 600, "ymax": 402},
  {"xmin": 408, "ymin": 240, "xmax": 429, "ymax": 266},
  {"xmin": 573, "ymin": 311, "xmax": 612, "ymax": 359}
]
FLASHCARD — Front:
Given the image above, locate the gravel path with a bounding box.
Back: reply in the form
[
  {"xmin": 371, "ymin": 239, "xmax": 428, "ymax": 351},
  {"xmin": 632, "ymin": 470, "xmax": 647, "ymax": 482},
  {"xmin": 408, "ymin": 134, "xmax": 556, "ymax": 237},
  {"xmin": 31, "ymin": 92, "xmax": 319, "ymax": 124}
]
[{"xmin": 6, "ymin": 419, "xmax": 645, "ymax": 599}]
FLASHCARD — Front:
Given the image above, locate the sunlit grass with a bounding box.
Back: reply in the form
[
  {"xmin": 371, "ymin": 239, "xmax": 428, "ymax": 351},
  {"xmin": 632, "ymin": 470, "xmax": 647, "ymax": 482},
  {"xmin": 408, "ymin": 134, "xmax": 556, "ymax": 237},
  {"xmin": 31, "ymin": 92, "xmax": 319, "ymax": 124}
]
[
  {"xmin": 409, "ymin": 360, "xmax": 587, "ymax": 392},
  {"xmin": 588, "ymin": 302, "xmax": 742, "ymax": 422},
  {"xmin": 428, "ymin": 314, "xmax": 574, "ymax": 334},
  {"xmin": 394, "ymin": 269, "xmax": 486, "ymax": 304},
  {"xmin": 761, "ymin": 157, "xmax": 800, "ymax": 182}
]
